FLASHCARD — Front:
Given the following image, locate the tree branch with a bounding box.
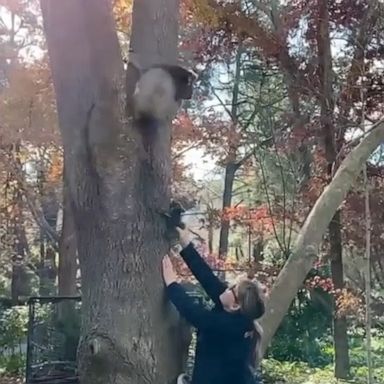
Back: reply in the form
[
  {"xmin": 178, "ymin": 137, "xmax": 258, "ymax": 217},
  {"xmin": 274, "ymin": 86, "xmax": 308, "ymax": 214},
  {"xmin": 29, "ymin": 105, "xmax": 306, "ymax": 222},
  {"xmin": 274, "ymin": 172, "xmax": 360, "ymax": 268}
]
[
  {"xmin": 259, "ymin": 119, "xmax": 384, "ymax": 356},
  {"xmin": 172, "ymin": 143, "xmax": 201, "ymax": 161},
  {"xmin": 23, "ymin": 193, "xmax": 60, "ymax": 248},
  {"xmin": 337, "ymin": 1, "xmax": 379, "ymax": 130},
  {"xmin": 0, "ymin": 147, "xmax": 60, "ymax": 247}
]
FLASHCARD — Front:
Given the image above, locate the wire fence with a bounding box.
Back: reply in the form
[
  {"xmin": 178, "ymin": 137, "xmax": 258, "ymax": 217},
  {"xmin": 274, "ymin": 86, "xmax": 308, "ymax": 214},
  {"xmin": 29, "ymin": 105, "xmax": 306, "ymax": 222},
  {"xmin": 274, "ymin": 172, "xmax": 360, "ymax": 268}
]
[
  {"xmin": 25, "ymin": 292, "xmax": 262, "ymax": 383},
  {"xmin": 25, "ymin": 294, "xmax": 201, "ymax": 384},
  {"xmin": 26, "ymin": 296, "xmax": 81, "ymax": 384}
]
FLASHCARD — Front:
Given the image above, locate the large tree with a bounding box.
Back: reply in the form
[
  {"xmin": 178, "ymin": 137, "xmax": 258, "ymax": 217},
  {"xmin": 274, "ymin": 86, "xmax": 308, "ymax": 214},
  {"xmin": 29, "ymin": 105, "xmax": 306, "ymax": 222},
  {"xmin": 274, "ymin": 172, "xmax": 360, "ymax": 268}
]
[{"xmin": 40, "ymin": 0, "xmax": 185, "ymax": 383}]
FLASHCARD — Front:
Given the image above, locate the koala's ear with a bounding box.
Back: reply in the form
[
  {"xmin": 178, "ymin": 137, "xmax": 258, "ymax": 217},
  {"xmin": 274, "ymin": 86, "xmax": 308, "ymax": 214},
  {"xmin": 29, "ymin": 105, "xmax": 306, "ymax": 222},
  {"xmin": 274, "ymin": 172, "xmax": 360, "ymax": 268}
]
[
  {"xmin": 126, "ymin": 53, "xmax": 143, "ymax": 115},
  {"xmin": 165, "ymin": 65, "xmax": 197, "ymax": 100}
]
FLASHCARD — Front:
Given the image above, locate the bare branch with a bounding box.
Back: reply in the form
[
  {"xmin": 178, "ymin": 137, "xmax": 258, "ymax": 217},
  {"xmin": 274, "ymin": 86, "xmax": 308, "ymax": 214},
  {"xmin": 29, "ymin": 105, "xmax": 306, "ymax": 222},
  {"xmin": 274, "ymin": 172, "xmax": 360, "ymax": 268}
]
[
  {"xmin": 0, "ymin": 148, "xmax": 60, "ymax": 247},
  {"xmin": 172, "ymin": 143, "xmax": 202, "ymax": 161}
]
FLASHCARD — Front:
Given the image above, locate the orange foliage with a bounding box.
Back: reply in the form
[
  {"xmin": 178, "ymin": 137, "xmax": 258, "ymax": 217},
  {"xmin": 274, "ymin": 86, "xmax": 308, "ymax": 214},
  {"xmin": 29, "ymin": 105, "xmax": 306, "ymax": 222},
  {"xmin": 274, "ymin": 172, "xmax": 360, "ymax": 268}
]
[
  {"xmin": 187, "ymin": 0, "xmax": 280, "ymax": 58},
  {"xmin": 172, "ymin": 112, "xmax": 204, "ymax": 145},
  {"xmin": 222, "ymin": 205, "xmax": 275, "ymax": 233},
  {"xmin": 305, "ymin": 273, "xmax": 365, "ymax": 320},
  {"xmin": 335, "ymin": 289, "xmax": 364, "ymax": 319},
  {"xmin": 0, "ymin": 60, "xmax": 59, "ymax": 146},
  {"xmin": 306, "ymin": 275, "xmax": 334, "ymax": 293},
  {"xmin": 113, "ymin": 0, "xmax": 133, "ymax": 34},
  {"xmin": 186, "ymin": 0, "xmax": 220, "ymax": 27},
  {"xmin": 46, "ymin": 150, "xmax": 63, "ymax": 184}
]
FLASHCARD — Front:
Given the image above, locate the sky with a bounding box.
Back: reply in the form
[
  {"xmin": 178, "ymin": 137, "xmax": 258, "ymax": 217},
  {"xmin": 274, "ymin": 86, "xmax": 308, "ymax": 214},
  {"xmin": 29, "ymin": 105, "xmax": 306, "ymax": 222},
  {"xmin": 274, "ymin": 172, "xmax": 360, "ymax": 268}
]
[{"xmin": 183, "ymin": 148, "xmax": 218, "ymax": 181}]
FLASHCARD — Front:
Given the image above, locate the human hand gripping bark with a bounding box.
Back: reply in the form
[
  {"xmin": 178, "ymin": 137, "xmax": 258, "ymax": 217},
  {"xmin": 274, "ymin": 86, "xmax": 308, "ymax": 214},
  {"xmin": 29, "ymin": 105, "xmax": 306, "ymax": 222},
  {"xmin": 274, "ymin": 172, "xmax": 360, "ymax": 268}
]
[
  {"xmin": 175, "ymin": 226, "xmax": 193, "ymax": 249},
  {"xmin": 162, "ymin": 255, "xmax": 178, "ymax": 286}
]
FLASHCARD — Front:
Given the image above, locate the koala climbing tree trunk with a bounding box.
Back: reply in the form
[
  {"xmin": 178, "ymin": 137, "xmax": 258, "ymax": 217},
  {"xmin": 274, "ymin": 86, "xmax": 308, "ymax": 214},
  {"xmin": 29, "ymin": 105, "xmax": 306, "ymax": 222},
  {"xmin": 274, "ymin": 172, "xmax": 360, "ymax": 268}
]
[{"xmin": 40, "ymin": 1, "xmax": 187, "ymax": 383}]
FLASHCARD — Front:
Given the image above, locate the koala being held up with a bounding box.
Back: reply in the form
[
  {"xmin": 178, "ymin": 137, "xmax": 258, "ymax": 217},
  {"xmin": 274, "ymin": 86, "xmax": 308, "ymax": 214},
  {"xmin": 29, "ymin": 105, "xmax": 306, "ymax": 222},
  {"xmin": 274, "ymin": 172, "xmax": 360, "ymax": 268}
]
[{"xmin": 132, "ymin": 64, "xmax": 197, "ymax": 127}]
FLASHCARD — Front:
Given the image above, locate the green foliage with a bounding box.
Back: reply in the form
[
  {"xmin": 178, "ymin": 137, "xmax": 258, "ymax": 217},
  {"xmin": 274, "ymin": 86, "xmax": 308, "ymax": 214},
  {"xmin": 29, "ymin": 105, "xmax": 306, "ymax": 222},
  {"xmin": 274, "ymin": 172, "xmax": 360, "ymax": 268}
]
[
  {"xmin": 267, "ymin": 292, "xmax": 333, "ymax": 366},
  {"xmin": 0, "ymin": 306, "xmax": 28, "ymax": 375},
  {"xmin": 263, "ymin": 332, "xmax": 384, "ymax": 384},
  {"xmin": 0, "ymin": 354, "xmax": 25, "ymax": 376},
  {"xmin": 0, "ymin": 278, "xmax": 7, "ymax": 297},
  {"xmin": 0, "ymin": 306, "xmax": 28, "ymax": 350},
  {"xmin": 348, "ymin": 332, "xmax": 384, "ymax": 370},
  {"xmin": 262, "ymin": 358, "xmax": 384, "ymax": 384}
]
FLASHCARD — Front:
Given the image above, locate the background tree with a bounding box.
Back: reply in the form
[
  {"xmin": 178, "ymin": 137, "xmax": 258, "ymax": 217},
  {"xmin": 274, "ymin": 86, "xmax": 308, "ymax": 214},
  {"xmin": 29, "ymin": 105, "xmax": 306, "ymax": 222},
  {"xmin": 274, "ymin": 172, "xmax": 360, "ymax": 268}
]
[{"xmin": 187, "ymin": 0, "xmax": 384, "ymax": 359}]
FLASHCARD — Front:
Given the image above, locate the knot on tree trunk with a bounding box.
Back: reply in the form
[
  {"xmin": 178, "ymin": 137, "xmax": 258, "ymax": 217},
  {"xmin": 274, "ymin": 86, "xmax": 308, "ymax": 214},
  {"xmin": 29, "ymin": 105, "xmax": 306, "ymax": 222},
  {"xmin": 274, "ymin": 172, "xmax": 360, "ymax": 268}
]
[
  {"xmin": 305, "ymin": 244, "xmax": 317, "ymax": 257},
  {"xmin": 78, "ymin": 332, "xmax": 136, "ymax": 382},
  {"xmin": 89, "ymin": 337, "xmax": 102, "ymax": 356},
  {"xmin": 80, "ymin": 334, "xmax": 118, "ymax": 365}
]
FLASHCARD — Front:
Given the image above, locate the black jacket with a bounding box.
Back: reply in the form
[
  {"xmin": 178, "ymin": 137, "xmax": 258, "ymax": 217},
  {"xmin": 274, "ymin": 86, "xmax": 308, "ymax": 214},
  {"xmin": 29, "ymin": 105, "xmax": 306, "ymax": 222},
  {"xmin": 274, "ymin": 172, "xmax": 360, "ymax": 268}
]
[{"xmin": 166, "ymin": 243, "xmax": 256, "ymax": 384}]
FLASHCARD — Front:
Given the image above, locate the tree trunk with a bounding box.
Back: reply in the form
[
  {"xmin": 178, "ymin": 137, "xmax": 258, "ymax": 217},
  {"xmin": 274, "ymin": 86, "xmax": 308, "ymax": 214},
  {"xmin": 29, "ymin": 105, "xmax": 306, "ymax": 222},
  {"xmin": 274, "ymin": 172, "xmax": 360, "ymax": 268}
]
[
  {"xmin": 39, "ymin": 242, "xmax": 57, "ymax": 296},
  {"xmin": 363, "ymin": 165, "xmax": 373, "ymax": 384},
  {"xmin": 11, "ymin": 260, "xmax": 23, "ymax": 304},
  {"xmin": 11, "ymin": 144, "xmax": 29, "ymax": 303},
  {"xmin": 11, "ymin": 200, "xmax": 26, "ymax": 303},
  {"xmin": 41, "ymin": 0, "xmax": 184, "ymax": 383},
  {"xmin": 57, "ymin": 174, "xmax": 79, "ymax": 342},
  {"xmin": 207, "ymin": 207, "xmax": 214, "ymax": 254},
  {"xmin": 259, "ymin": 121, "xmax": 384, "ymax": 356},
  {"xmin": 218, "ymin": 45, "xmax": 242, "ymax": 258},
  {"xmin": 38, "ymin": 233, "xmax": 58, "ymax": 296},
  {"xmin": 316, "ymin": 0, "xmax": 349, "ymax": 376},
  {"xmin": 38, "ymin": 237, "xmax": 58, "ymax": 296},
  {"xmin": 37, "ymin": 158, "xmax": 59, "ymax": 296},
  {"xmin": 330, "ymin": 211, "xmax": 350, "ymax": 378},
  {"xmin": 11, "ymin": 203, "xmax": 30, "ymax": 301},
  {"xmin": 218, "ymin": 163, "xmax": 237, "ymax": 257},
  {"xmin": 58, "ymin": 174, "xmax": 78, "ymax": 297}
]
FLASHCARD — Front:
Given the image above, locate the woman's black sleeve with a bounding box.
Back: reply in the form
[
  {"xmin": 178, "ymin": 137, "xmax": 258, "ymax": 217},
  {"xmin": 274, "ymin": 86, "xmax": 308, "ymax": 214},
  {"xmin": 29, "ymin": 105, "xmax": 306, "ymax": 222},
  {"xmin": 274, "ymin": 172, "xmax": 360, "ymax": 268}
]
[
  {"xmin": 180, "ymin": 243, "xmax": 227, "ymax": 304},
  {"xmin": 166, "ymin": 282, "xmax": 238, "ymax": 334}
]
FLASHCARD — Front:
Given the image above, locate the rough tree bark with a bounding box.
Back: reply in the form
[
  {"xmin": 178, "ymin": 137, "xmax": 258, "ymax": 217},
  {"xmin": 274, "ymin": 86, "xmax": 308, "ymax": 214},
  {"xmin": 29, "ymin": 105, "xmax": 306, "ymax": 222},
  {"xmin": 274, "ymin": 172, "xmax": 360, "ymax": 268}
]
[
  {"xmin": 11, "ymin": 144, "xmax": 29, "ymax": 303},
  {"xmin": 58, "ymin": 174, "xmax": 78, "ymax": 297},
  {"xmin": 363, "ymin": 164, "xmax": 373, "ymax": 384},
  {"xmin": 316, "ymin": 0, "xmax": 350, "ymax": 377},
  {"xmin": 40, "ymin": 1, "xmax": 185, "ymax": 383},
  {"xmin": 259, "ymin": 121, "xmax": 384, "ymax": 356},
  {"xmin": 218, "ymin": 45, "xmax": 242, "ymax": 258},
  {"xmin": 37, "ymin": 158, "xmax": 59, "ymax": 295},
  {"xmin": 11, "ymin": 207, "xmax": 27, "ymax": 304},
  {"xmin": 329, "ymin": 211, "xmax": 350, "ymax": 378},
  {"xmin": 219, "ymin": 162, "xmax": 238, "ymax": 257}
]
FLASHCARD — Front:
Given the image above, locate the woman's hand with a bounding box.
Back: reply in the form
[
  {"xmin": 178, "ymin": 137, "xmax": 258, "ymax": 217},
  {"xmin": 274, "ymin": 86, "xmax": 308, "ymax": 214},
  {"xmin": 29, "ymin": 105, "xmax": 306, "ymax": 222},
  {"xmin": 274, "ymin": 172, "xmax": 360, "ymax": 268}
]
[
  {"xmin": 175, "ymin": 226, "xmax": 193, "ymax": 249},
  {"xmin": 162, "ymin": 255, "xmax": 178, "ymax": 286}
]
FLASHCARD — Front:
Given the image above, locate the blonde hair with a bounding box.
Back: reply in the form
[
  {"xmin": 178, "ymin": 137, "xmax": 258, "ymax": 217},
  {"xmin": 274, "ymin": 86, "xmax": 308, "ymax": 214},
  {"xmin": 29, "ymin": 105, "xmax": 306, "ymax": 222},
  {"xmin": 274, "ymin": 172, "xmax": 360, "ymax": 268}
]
[
  {"xmin": 236, "ymin": 279, "xmax": 265, "ymax": 320},
  {"xmin": 236, "ymin": 279, "xmax": 265, "ymax": 367}
]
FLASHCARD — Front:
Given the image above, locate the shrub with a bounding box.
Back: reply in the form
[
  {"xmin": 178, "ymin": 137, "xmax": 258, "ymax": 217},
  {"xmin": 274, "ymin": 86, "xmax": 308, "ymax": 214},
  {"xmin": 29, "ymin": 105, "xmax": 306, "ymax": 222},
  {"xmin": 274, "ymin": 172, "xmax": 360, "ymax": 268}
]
[{"xmin": 0, "ymin": 306, "xmax": 28, "ymax": 375}]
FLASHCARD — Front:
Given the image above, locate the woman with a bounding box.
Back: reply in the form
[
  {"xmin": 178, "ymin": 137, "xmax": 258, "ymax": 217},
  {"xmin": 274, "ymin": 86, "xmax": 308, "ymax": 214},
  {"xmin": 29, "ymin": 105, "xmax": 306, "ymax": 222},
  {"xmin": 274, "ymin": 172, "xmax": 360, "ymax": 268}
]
[{"xmin": 162, "ymin": 227, "xmax": 266, "ymax": 384}]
